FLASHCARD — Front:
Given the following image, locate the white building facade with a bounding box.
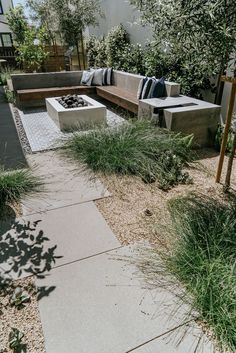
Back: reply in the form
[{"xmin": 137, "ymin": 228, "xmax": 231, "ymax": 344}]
[{"xmin": 89, "ymin": 0, "xmax": 152, "ymax": 45}]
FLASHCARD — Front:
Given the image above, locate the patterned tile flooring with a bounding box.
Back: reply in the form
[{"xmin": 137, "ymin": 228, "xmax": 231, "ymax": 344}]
[{"xmin": 18, "ymin": 107, "xmax": 125, "ymax": 153}]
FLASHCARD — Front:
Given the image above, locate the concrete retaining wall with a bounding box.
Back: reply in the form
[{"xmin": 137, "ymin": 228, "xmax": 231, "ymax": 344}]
[{"xmin": 11, "ymin": 71, "xmax": 83, "ymax": 91}]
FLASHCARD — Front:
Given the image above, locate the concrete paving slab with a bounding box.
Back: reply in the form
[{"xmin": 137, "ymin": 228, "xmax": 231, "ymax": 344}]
[
  {"xmin": 21, "ymin": 151, "xmax": 110, "ymax": 215},
  {"xmin": 129, "ymin": 324, "xmax": 216, "ymax": 353},
  {"xmin": 0, "ymin": 87, "xmax": 27, "ymax": 169},
  {"xmin": 36, "ymin": 246, "xmax": 216, "ymax": 353},
  {"xmin": 25, "ymin": 202, "xmax": 120, "ymax": 268},
  {"xmin": 0, "ymin": 203, "xmax": 120, "ymax": 280}
]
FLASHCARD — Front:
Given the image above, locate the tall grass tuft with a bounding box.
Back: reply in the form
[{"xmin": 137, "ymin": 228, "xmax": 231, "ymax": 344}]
[
  {"xmin": 0, "ymin": 167, "xmax": 43, "ymax": 214},
  {"xmin": 64, "ymin": 121, "xmax": 194, "ymax": 189},
  {"xmin": 166, "ymin": 194, "xmax": 236, "ymax": 352}
]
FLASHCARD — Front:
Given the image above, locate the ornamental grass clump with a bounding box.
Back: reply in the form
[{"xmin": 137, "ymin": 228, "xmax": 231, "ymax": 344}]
[
  {"xmin": 166, "ymin": 195, "xmax": 236, "ymax": 352},
  {"xmin": 64, "ymin": 121, "xmax": 193, "ymax": 189},
  {"xmin": 0, "ymin": 167, "xmax": 42, "ymax": 215}
]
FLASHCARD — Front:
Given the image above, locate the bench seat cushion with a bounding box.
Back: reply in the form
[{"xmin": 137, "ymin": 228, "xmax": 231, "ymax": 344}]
[
  {"xmin": 17, "ymin": 86, "xmax": 96, "ymax": 102},
  {"xmin": 96, "ymin": 86, "xmax": 139, "ymax": 114}
]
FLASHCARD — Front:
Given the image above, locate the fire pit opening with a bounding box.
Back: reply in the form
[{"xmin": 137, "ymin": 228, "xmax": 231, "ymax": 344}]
[{"xmin": 56, "ymin": 95, "xmax": 89, "ymax": 109}]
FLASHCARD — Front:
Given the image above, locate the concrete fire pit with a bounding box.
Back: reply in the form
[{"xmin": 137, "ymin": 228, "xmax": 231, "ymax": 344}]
[{"xmin": 46, "ymin": 95, "xmax": 106, "ymax": 131}]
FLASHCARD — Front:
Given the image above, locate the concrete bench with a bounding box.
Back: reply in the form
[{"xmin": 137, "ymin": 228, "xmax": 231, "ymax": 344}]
[
  {"xmin": 11, "ymin": 70, "xmax": 180, "ymax": 111},
  {"xmin": 96, "ymin": 70, "xmax": 180, "ymax": 114},
  {"xmin": 11, "ymin": 71, "xmax": 96, "ymax": 108},
  {"xmin": 138, "ymin": 96, "xmax": 221, "ymax": 146}
]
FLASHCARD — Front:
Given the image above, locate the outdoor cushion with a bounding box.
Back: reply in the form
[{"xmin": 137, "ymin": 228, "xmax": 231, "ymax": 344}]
[
  {"xmin": 147, "ymin": 78, "xmax": 157, "ymax": 98},
  {"xmin": 81, "ymin": 70, "xmax": 94, "ymax": 86},
  {"xmin": 141, "ymin": 77, "xmax": 153, "ymax": 99},
  {"xmin": 92, "ymin": 68, "xmax": 104, "ymax": 86},
  {"xmin": 106, "ymin": 68, "xmax": 113, "ymax": 85},
  {"xmin": 102, "ymin": 68, "xmax": 108, "ymax": 85},
  {"xmin": 137, "ymin": 77, "xmax": 148, "ymax": 99},
  {"xmin": 150, "ymin": 77, "xmax": 166, "ymax": 98}
]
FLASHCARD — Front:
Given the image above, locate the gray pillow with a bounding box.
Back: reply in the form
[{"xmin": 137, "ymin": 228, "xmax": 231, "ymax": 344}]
[
  {"xmin": 102, "ymin": 68, "xmax": 108, "ymax": 85},
  {"xmin": 141, "ymin": 78, "xmax": 153, "ymax": 99},
  {"xmin": 137, "ymin": 77, "xmax": 147, "ymax": 99},
  {"xmin": 81, "ymin": 70, "xmax": 94, "ymax": 86},
  {"xmin": 107, "ymin": 68, "xmax": 113, "ymax": 85},
  {"xmin": 147, "ymin": 78, "xmax": 157, "ymax": 98},
  {"xmin": 92, "ymin": 68, "xmax": 104, "ymax": 86}
]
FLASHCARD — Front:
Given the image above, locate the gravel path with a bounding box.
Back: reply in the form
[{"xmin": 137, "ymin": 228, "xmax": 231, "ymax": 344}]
[{"xmin": 95, "ymin": 150, "xmax": 236, "ymax": 246}]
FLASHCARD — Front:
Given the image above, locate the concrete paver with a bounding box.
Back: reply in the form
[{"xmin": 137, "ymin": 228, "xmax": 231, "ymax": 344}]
[
  {"xmin": 36, "ymin": 246, "xmax": 216, "ymax": 353},
  {"xmin": 130, "ymin": 324, "xmax": 216, "ymax": 353},
  {"xmin": 24, "ymin": 202, "xmax": 120, "ymax": 268},
  {"xmin": 18, "ymin": 107, "xmax": 125, "ymax": 153},
  {"xmin": 21, "ymin": 151, "xmax": 110, "ymax": 215}
]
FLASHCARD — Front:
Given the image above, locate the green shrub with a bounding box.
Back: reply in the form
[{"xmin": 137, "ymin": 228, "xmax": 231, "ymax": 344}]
[
  {"xmin": 0, "ymin": 67, "xmax": 13, "ymax": 86},
  {"xmin": 64, "ymin": 121, "xmax": 193, "ymax": 189},
  {"xmin": 106, "ymin": 24, "xmax": 130, "ymax": 68},
  {"xmin": 86, "ymin": 35, "xmax": 99, "ymax": 67},
  {"xmin": 4, "ymin": 88, "xmax": 16, "ymax": 104},
  {"xmin": 166, "ymin": 194, "xmax": 236, "ymax": 352},
  {"xmin": 0, "ymin": 167, "xmax": 42, "ymax": 214},
  {"xmin": 215, "ymin": 124, "xmax": 235, "ymax": 152}
]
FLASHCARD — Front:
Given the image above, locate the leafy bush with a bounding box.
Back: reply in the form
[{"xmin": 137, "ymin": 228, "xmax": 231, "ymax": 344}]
[
  {"xmin": 9, "ymin": 328, "xmax": 25, "ymax": 352},
  {"xmin": 86, "ymin": 35, "xmax": 98, "ymax": 67},
  {"xmin": 0, "ymin": 168, "xmax": 42, "ymax": 214},
  {"xmin": 106, "ymin": 24, "xmax": 130, "ymax": 68},
  {"xmin": 86, "ymin": 25, "xmax": 146, "ymax": 74},
  {"xmin": 166, "ymin": 194, "xmax": 236, "ymax": 352},
  {"xmin": 64, "ymin": 121, "xmax": 193, "ymax": 189},
  {"xmin": 0, "ymin": 67, "xmax": 14, "ymax": 86},
  {"xmin": 215, "ymin": 115, "xmax": 236, "ymax": 152},
  {"xmin": 4, "ymin": 88, "xmax": 16, "ymax": 104}
]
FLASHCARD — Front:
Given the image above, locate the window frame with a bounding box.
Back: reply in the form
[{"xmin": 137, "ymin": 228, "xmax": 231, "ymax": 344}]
[
  {"xmin": 0, "ymin": 1, "xmax": 3, "ymax": 15},
  {"xmin": 0, "ymin": 33, "xmax": 13, "ymax": 47}
]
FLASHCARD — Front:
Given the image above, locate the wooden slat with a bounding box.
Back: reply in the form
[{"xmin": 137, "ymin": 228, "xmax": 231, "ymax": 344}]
[
  {"xmin": 96, "ymin": 86, "xmax": 138, "ymax": 114},
  {"xmin": 17, "ymin": 86, "xmax": 96, "ymax": 102}
]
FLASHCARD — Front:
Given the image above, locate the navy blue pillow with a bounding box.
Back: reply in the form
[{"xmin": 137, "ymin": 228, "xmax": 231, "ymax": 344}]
[{"xmin": 150, "ymin": 77, "xmax": 166, "ymax": 98}]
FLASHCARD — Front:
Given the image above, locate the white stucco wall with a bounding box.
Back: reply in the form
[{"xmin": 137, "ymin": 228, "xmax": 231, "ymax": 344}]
[
  {"xmin": 0, "ymin": 0, "xmax": 13, "ymax": 32},
  {"xmin": 89, "ymin": 0, "xmax": 152, "ymax": 45}
]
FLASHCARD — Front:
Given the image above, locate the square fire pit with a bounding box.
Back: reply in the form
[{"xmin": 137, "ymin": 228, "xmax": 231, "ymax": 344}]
[{"xmin": 46, "ymin": 95, "xmax": 107, "ymax": 131}]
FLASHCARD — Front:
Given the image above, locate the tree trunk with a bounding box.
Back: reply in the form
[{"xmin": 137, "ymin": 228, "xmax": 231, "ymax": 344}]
[
  {"xmin": 214, "ymin": 62, "xmax": 226, "ymax": 105},
  {"xmin": 80, "ymin": 31, "xmax": 86, "ymax": 69},
  {"xmin": 76, "ymin": 43, "xmax": 81, "ymax": 70},
  {"xmin": 224, "ymin": 126, "xmax": 236, "ymax": 191}
]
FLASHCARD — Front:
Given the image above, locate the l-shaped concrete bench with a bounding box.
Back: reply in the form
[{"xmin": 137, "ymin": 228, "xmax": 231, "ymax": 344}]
[
  {"xmin": 11, "ymin": 70, "xmax": 221, "ymax": 146},
  {"xmin": 11, "ymin": 70, "xmax": 180, "ymax": 114}
]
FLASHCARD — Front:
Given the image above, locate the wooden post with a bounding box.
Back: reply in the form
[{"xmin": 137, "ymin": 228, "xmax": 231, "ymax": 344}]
[
  {"xmin": 225, "ymin": 125, "xmax": 236, "ymax": 190},
  {"xmin": 216, "ymin": 78, "xmax": 236, "ymax": 183}
]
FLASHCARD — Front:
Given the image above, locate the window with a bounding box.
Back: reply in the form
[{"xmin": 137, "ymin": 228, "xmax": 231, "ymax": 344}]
[
  {"xmin": 0, "ymin": 1, "xmax": 3, "ymax": 14},
  {"xmin": 0, "ymin": 33, "xmax": 13, "ymax": 47}
]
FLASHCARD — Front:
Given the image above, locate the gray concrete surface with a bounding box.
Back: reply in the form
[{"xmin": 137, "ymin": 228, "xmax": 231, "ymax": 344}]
[
  {"xmin": 24, "ymin": 202, "xmax": 120, "ymax": 268},
  {"xmin": 46, "ymin": 95, "xmax": 107, "ymax": 131},
  {"xmin": 0, "ymin": 87, "xmax": 27, "ymax": 169},
  {"xmin": 11, "ymin": 71, "xmax": 83, "ymax": 91},
  {"xmin": 138, "ymin": 95, "xmax": 221, "ymax": 146},
  {"xmin": 21, "ymin": 151, "xmax": 110, "ymax": 215},
  {"xmin": 36, "ymin": 246, "xmax": 216, "ymax": 353},
  {"xmin": 18, "ymin": 107, "xmax": 125, "ymax": 153},
  {"xmin": 130, "ymin": 324, "xmax": 217, "ymax": 353}
]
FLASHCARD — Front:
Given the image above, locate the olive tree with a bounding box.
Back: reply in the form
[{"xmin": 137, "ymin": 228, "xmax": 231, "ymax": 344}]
[
  {"xmin": 7, "ymin": 5, "xmax": 49, "ymax": 72},
  {"xmin": 130, "ymin": 0, "xmax": 236, "ymax": 98},
  {"xmin": 52, "ymin": 0, "xmax": 103, "ymax": 69}
]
